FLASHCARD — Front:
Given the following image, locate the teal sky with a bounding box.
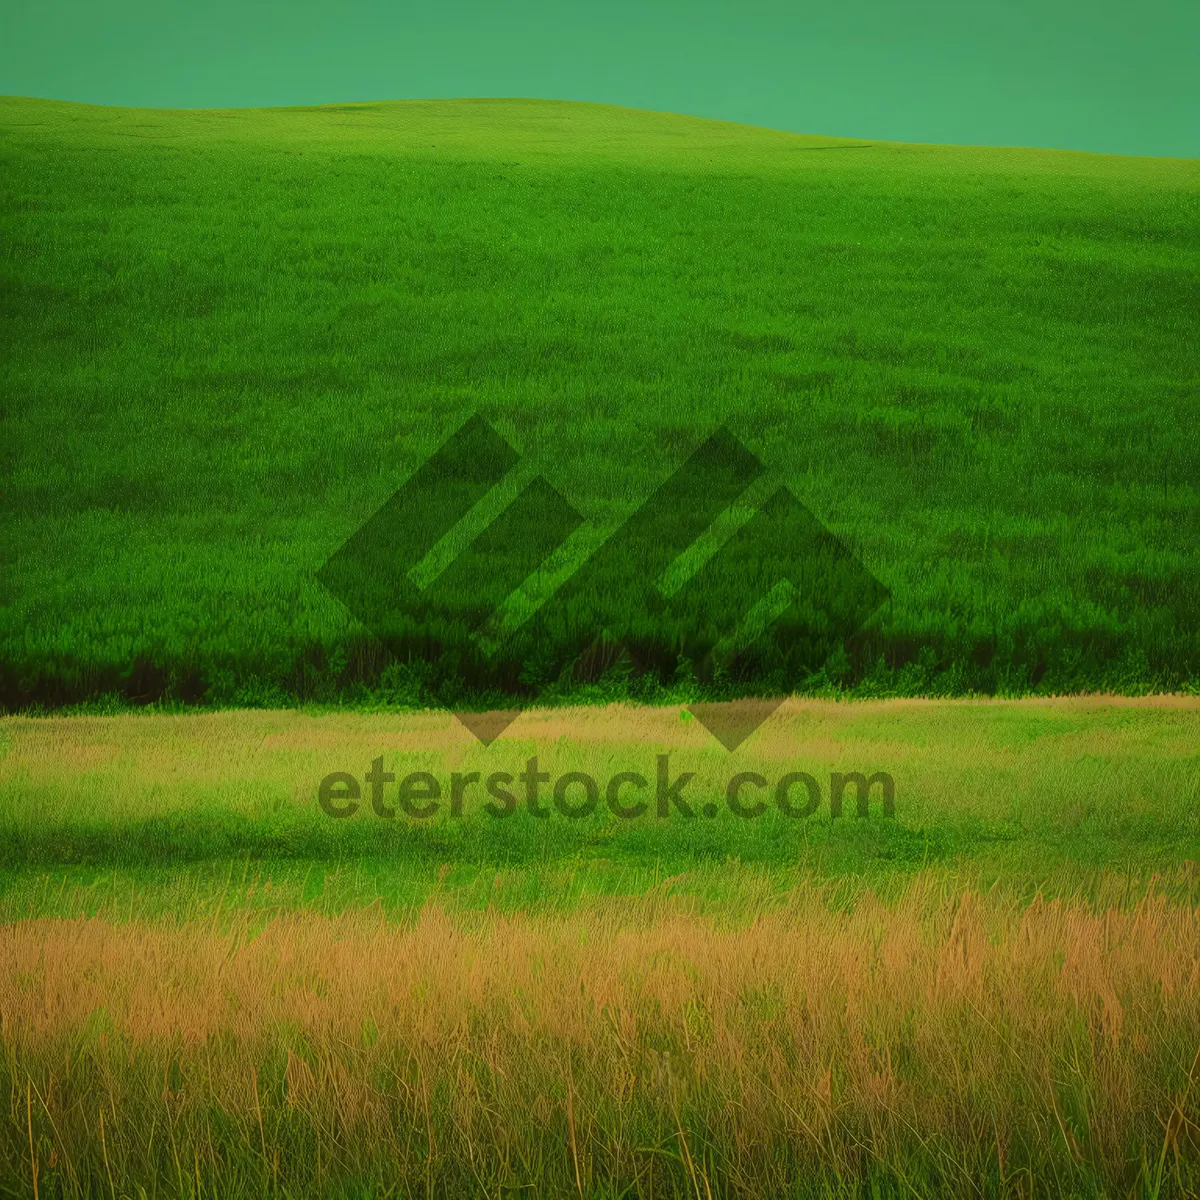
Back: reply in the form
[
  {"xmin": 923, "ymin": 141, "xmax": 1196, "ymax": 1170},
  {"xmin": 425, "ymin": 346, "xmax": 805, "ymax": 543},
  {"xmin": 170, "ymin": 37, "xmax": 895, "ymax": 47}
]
[{"xmin": 2, "ymin": 0, "xmax": 1197, "ymax": 158}]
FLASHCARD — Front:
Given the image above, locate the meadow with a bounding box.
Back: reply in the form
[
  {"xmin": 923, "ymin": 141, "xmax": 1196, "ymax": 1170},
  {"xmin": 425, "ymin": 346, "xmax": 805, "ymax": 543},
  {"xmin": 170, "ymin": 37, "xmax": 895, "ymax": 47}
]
[
  {"xmin": 2, "ymin": 97, "xmax": 1199, "ymax": 708},
  {"xmin": 3, "ymin": 698, "xmax": 1200, "ymax": 1196},
  {"xmin": 3, "ymin": 95, "xmax": 1200, "ymax": 1197}
]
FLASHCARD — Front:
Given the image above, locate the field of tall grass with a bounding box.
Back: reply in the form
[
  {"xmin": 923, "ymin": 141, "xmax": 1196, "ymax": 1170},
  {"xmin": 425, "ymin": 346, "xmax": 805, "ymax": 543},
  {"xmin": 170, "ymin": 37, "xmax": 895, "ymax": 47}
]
[
  {"xmin": 3, "ymin": 97, "xmax": 1199, "ymax": 708},
  {"xmin": 4, "ymin": 92, "xmax": 1199, "ymax": 1196},
  {"xmin": 2, "ymin": 698, "xmax": 1200, "ymax": 1195},
  {"xmin": 6, "ymin": 881, "xmax": 1200, "ymax": 1197}
]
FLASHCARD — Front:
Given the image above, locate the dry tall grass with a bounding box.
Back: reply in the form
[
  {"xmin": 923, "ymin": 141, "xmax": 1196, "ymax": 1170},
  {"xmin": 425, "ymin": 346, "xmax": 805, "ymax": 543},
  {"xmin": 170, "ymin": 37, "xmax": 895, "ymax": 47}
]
[{"xmin": 5, "ymin": 881, "xmax": 1200, "ymax": 1197}]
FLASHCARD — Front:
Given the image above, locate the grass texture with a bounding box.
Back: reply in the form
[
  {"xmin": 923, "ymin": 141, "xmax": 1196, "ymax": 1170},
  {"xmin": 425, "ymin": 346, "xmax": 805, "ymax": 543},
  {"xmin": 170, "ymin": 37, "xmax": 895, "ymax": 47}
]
[
  {"xmin": 6, "ymin": 895, "xmax": 1200, "ymax": 1199},
  {"xmin": 3, "ymin": 97, "xmax": 1199, "ymax": 708},
  {"xmin": 2, "ymin": 700, "xmax": 1200, "ymax": 1194},
  {"xmin": 1, "ymin": 697, "xmax": 1197, "ymax": 884}
]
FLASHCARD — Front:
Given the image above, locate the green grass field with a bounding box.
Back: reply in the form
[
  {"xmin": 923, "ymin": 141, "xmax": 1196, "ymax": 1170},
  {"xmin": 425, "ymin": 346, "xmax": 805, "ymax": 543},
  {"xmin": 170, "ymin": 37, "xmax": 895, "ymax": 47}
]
[
  {"xmin": 3, "ymin": 96, "xmax": 1199, "ymax": 708},
  {"xmin": 2, "ymin": 698, "xmax": 1198, "ymax": 891},
  {"xmin": 3, "ymin": 698, "xmax": 1200, "ymax": 1198},
  {"xmin": 4, "ymin": 95, "xmax": 1200, "ymax": 1197}
]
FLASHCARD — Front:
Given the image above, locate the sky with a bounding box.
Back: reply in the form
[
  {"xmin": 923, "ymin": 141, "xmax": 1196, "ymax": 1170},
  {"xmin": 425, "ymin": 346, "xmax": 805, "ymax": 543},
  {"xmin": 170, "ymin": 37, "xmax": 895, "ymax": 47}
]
[{"xmin": 2, "ymin": 0, "xmax": 1197, "ymax": 158}]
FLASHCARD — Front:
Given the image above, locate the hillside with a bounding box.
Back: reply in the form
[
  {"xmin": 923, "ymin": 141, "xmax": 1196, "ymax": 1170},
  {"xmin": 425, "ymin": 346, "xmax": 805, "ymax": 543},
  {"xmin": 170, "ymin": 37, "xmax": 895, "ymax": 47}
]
[{"xmin": 2, "ymin": 96, "xmax": 1198, "ymax": 708}]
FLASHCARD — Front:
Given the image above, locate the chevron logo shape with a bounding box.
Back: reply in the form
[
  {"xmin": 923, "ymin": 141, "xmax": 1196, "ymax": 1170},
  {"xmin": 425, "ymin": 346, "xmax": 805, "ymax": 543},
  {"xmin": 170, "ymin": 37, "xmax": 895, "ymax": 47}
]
[{"xmin": 317, "ymin": 415, "xmax": 888, "ymax": 750}]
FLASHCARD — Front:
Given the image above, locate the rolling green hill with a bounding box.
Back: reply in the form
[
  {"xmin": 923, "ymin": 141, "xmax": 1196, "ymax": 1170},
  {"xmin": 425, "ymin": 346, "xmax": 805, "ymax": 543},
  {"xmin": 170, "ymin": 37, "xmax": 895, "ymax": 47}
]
[{"xmin": 2, "ymin": 96, "xmax": 1198, "ymax": 708}]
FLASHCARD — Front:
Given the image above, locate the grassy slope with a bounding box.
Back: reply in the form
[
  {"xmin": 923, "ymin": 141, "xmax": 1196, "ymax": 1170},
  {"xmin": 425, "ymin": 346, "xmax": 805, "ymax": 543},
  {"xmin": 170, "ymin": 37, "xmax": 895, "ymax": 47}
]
[{"xmin": 2, "ymin": 96, "xmax": 1199, "ymax": 708}]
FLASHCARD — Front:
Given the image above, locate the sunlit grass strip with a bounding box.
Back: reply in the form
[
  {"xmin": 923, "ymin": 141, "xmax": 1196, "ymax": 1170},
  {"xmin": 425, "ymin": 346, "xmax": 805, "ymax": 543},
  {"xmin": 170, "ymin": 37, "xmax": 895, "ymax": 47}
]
[
  {"xmin": 2, "ymin": 697, "xmax": 1197, "ymax": 875},
  {"xmin": 4, "ymin": 889, "xmax": 1200, "ymax": 1196}
]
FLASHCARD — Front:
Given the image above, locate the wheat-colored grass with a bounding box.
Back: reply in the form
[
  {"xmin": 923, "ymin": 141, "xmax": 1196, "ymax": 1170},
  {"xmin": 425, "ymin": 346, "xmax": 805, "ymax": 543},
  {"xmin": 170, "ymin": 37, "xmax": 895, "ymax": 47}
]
[{"xmin": 5, "ymin": 883, "xmax": 1200, "ymax": 1196}]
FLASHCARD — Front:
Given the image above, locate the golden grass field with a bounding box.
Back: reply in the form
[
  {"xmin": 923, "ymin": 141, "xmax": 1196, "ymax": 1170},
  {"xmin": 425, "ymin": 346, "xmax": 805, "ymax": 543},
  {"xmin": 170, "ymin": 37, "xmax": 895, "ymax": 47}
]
[
  {"xmin": 6, "ymin": 890, "xmax": 1200, "ymax": 1198},
  {"xmin": 3, "ymin": 697, "xmax": 1200, "ymax": 1196}
]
